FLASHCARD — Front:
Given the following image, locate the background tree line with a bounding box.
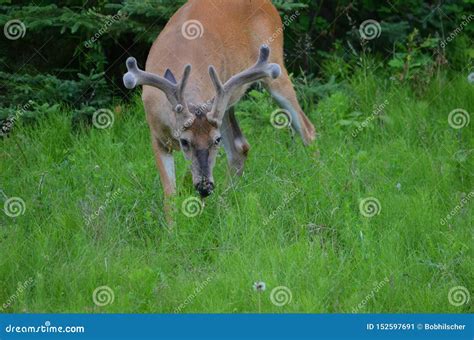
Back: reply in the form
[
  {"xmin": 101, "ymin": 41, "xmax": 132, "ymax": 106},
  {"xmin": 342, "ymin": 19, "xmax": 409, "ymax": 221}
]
[{"xmin": 0, "ymin": 0, "xmax": 472, "ymax": 130}]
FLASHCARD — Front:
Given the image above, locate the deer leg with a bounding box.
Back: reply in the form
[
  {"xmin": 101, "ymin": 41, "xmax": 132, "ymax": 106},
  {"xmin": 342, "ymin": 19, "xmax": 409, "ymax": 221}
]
[
  {"xmin": 264, "ymin": 68, "xmax": 315, "ymax": 145},
  {"xmin": 221, "ymin": 107, "xmax": 250, "ymax": 176},
  {"xmin": 151, "ymin": 136, "xmax": 177, "ymax": 224},
  {"xmin": 151, "ymin": 136, "xmax": 176, "ymax": 196}
]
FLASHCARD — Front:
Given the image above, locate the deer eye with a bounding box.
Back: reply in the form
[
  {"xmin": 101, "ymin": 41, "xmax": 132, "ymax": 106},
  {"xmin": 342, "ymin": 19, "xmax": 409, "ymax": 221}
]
[
  {"xmin": 214, "ymin": 137, "xmax": 222, "ymax": 146},
  {"xmin": 180, "ymin": 139, "xmax": 190, "ymax": 149}
]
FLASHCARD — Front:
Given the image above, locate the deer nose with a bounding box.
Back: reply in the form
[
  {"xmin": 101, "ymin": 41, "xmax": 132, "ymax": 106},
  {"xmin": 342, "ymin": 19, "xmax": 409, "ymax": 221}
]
[{"xmin": 195, "ymin": 180, "xmax": 215, "ymax": 197}]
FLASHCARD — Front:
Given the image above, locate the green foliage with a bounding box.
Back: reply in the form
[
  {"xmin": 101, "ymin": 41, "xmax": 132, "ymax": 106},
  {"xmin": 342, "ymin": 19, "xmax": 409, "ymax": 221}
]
[
  {"xmin": 0, "ymin": 71, "xmax": 109, "ymax": 110},
  {"xmin": 0, "ymin": 0, "xmax": 184, "ymax": 131},
  {"xmin": 0, "ymin": 70, "xmax": 110, "ymax": 133},
  {"xmin": 388, "ymin": 29, "xmax": 440, "ymax": 84},
  {"xmin": 272, "ymin": 0, "xmax": 308, "ymax": 12},
  {"xmin": 0, "ymin": 0, "xmax": 472, "ymax": 133}
]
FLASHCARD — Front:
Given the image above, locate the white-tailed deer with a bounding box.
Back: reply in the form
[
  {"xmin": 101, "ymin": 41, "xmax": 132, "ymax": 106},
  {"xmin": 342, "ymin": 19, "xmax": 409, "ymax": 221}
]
[{"xmin": 123, "ymin": 0, "xmax": 315, "ymax": 201}]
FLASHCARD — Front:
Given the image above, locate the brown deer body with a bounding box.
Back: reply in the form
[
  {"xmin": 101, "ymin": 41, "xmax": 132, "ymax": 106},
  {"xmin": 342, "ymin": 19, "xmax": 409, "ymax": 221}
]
[{"xmin": 123, "ymin": 0, "xmax": 315, "ymax": 202}]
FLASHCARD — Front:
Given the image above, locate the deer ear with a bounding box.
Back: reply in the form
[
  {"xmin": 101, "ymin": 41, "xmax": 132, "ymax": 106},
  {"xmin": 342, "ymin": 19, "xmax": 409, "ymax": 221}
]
[{"xmin": 164, "ymin": 69, "xmax": 177, "ymax": 84}]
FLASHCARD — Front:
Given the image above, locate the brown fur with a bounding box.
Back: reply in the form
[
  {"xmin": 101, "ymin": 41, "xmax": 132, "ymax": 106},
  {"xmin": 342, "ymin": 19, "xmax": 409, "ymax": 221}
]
[{"xmin": 132, "ymin": 0, "xmax": 315, "ymax": 206}]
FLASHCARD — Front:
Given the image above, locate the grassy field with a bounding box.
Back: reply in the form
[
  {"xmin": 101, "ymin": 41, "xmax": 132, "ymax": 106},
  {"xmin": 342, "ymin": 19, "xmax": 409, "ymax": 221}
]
[{"xmin": 0, "ymin": 69, "xmax": 472, "ymax": 313}]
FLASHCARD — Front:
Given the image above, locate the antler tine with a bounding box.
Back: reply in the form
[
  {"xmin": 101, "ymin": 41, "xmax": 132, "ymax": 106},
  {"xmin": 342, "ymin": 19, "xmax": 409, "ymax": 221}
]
[
  {"xmin": 208, "ymin": 65, "xmax": 224, "ymax": 95},
  {"xmin": 178, "ymin": 64, "xmax": 192, "ymax": 102},
  {"xmin": 123, "ymin": 57, "xmax": 191, "ymax": 109},
  {"xmin": 257, "ymin": 44, "xmax": 270, "ymax": 65},
  {"xmin": 224, "ymin": 45, "xmax": 281, "ymax": 91},
  {"xmin": 208, "ymin": 45, "xmax": 281, "ymax": 121}
]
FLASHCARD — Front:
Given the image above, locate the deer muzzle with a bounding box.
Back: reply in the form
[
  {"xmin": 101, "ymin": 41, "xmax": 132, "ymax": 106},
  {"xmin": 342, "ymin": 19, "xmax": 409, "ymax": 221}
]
[
  {"xmin": 195, "ymin": 179, "xmax": 215, "ymax": 198},
  {"xmin": 194, "ymin": 149, "xmax": 215, "ymax": 197}
]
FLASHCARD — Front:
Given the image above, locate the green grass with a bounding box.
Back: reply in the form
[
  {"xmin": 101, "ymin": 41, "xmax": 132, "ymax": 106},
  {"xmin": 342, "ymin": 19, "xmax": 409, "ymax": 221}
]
[{"xmin": 0, "ymin": 70, "xmax": 472, "ymax": 313}]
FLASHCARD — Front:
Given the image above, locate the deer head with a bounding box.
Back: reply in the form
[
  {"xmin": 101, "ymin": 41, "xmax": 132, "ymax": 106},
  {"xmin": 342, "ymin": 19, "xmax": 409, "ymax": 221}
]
[{"xmin": 123, "ymin": 45, "xmax": 281, "ymax": 197}]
